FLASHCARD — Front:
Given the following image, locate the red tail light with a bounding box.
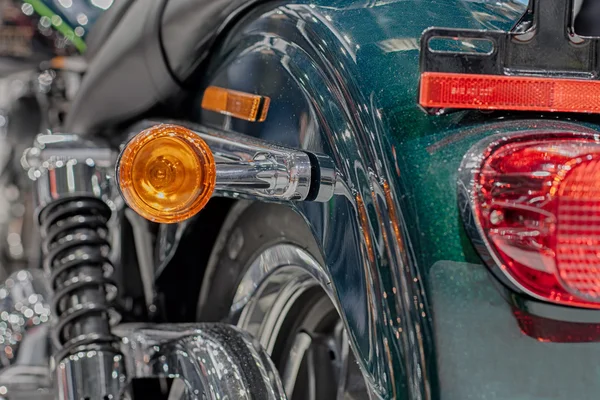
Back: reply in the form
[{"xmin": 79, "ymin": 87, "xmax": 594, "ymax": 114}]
[{"xmin": 463, "ymin": 133, "xmax": 600, "ymax": 308}]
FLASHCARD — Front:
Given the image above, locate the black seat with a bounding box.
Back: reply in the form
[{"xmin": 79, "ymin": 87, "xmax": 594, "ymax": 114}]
[
  {"xmin": 85, "ymin": 0, "xmax": 136, "ymax": 60},
  {"xmin": 160, "ymin": 0, "xmax": 265, "ymax": 83}
]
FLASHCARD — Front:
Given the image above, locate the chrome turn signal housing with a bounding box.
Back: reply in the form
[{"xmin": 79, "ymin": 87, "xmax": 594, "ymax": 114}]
[{"xmin": 117, "ymin": 123, "xmax": 336, "ymax": 224}]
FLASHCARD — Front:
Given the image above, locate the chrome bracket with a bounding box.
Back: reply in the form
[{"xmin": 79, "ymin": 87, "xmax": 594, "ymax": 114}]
[
  {"xmin": 119, "ymin": 121, "xmax": 338, "ymax": 207},
  {"xmin": 22, "ymin": 133, "xmax": 117, "ymax": 212}
]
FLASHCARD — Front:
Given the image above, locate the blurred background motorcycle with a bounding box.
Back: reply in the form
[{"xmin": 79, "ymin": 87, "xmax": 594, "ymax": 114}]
[
  {"xmin": 0, "ymin": 0, "xmax": 111, "ymax": 281},
  {"xmin": 0, "ymin": 2, "xmax": 110, "ymax": 397}
]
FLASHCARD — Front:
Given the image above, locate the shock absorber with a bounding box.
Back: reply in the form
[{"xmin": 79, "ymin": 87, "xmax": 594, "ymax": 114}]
[
  {"xmin": 40, "ymin": 197, "xmax": 116, "ymax": 353},
  {"xmin": 25, "ymin": 134, "xmax": 126, "ymax": 400}
]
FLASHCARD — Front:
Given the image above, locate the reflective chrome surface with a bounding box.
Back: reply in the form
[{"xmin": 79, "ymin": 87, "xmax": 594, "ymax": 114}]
[
  {"xmin": 114, "ymin": 323, "xmax": 286, "ymax": 400},
  {"xmin": 23, "ymin": 134, "xmax": 116, "ymax": 211},
  {"xmin": 232, "ymin": 244, "xmax": 332, "ymax": 325},
  {"xmin": 207, "ymin": 127, "xmax": 312, "ymax": 201},
  {"xmin": 121, "ymin": 121, "xmax": 336, "ymax": 204},
  {"xmin": 0, "ymin": 269, "xmax": 51, "ymax": 367},
  {"xmin": 310, "ymin": 153, "xmax": 337, "ymax": 203},
  {"xmin": 215, "ymin": 154, "xmax": 311, "ymax": 202},
  {"xmin": 0, "ymin": 270, "xmax": 53, "ymax": 399},
  {"xmin": 231, "ymin": 244, "xmax": 371, "ymax": 399},
  {"xmin": 56, "ymin": 348, "xmax": 126, "ymax": 400},
  {"xmin": 24, "ymin": 133, "xmax": 126, "ymax": 400},
  {"xmin": 0, "ymin": 272, "xmax": 288, "ymax": 399}
]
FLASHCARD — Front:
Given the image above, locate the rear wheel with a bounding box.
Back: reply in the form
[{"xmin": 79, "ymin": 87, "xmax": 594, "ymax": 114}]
[{"xmin": 196, "ymin": 202, "xmax": 369, "ymax": 399}]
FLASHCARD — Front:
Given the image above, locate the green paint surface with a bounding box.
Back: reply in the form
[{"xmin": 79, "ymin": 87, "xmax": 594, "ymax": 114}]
[{"xmin": 303, "ymin": 0, "xmax": 528, "ymax": 270}]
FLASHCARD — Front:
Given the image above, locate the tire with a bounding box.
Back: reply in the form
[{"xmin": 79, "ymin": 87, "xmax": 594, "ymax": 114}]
[
  {"xmin": 196, "ymin": 201, "xmax": 369, "ymax": 399},
  {"xmin": 196, "ymin": 201, "xmax": 323, "ymax": 322}
]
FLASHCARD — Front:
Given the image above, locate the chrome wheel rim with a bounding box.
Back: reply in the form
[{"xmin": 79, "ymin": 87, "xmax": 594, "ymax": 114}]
[{"xmin": 229, "ymin": 244, "xmax": 369, "ymax": 400}]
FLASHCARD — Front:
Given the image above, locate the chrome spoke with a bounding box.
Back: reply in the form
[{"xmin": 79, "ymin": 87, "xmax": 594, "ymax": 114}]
[
  {"xmin": 332, "ymin": 320, "xmax": 369, "ymax": 399},
  {"xmin": 334, "ymin": 322, "xmax": 351, "ymax": 400},
  {"xmin": 305, "ymin": 342, "xmax": 318, "ymax": 400},
  {"xmin": 281, "ymin": 332, "xmax": 313, "ymax": 397},
  {"xmin": 167, "ymin": 378, "xmax": 186, "ymax": 400}
]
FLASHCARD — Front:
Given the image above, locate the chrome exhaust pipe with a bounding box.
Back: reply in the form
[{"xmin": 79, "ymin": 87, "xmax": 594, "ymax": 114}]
[
  {"xmin": 4, "ymin": 320, "xmax": 286, "ymax": 399},
  {"xmin": 114, "ymin": 323, "xmax": 286, "ymax": 400}
]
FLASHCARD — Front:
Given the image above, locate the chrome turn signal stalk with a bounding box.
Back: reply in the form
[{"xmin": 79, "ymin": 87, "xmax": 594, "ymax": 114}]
[{"xmin": 117, "ymin": 123, "xmax": 337, "ymax": 223}]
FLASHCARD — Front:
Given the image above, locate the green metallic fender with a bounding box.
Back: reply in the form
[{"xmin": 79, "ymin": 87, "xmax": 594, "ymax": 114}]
[{"xmin": 190, "ymin": 1, "xmax": 600, "ymax": 399}]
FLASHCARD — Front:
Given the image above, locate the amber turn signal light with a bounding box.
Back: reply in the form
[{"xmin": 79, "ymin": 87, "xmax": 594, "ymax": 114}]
[{"xmin": 117, "ymin": 124, "xmax": 216, "ymax": 223}]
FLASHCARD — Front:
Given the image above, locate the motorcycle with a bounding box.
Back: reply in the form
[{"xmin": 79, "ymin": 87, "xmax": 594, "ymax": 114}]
[{"xmin": 1, "ymin": 0, "xmax": 600, "ymax": 399}]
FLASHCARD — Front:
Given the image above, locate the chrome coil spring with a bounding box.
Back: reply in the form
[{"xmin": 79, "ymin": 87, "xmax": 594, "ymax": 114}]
[{"xmin": 39, "ymin": 197, "xmax": 119, "ymax": 356}]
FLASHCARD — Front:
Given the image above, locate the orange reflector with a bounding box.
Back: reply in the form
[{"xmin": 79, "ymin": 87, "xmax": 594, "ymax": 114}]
[
  {"xmin": 201, "ymin": 86, "xmax": 270, "ymax": 122},
  {"xmin": 420, "ymin": 72, "xmax": 600, "ymax": 114},
  {"xmin": 50, "ymin": 56, "xmax": 65, "ymax": 69},
  {"xmin": 118, "ymin": 124, "xmax": 216, "ymax": 224}
]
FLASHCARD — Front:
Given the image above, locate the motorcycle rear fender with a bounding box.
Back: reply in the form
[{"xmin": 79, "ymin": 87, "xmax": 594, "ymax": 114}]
[
  {"xmin": 164, "ymin": 3, "xmax": 432, "ymax": 398},
  {"xmin": 167, "ymin": 2, "xmax": 600, "ymax": 399}
]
